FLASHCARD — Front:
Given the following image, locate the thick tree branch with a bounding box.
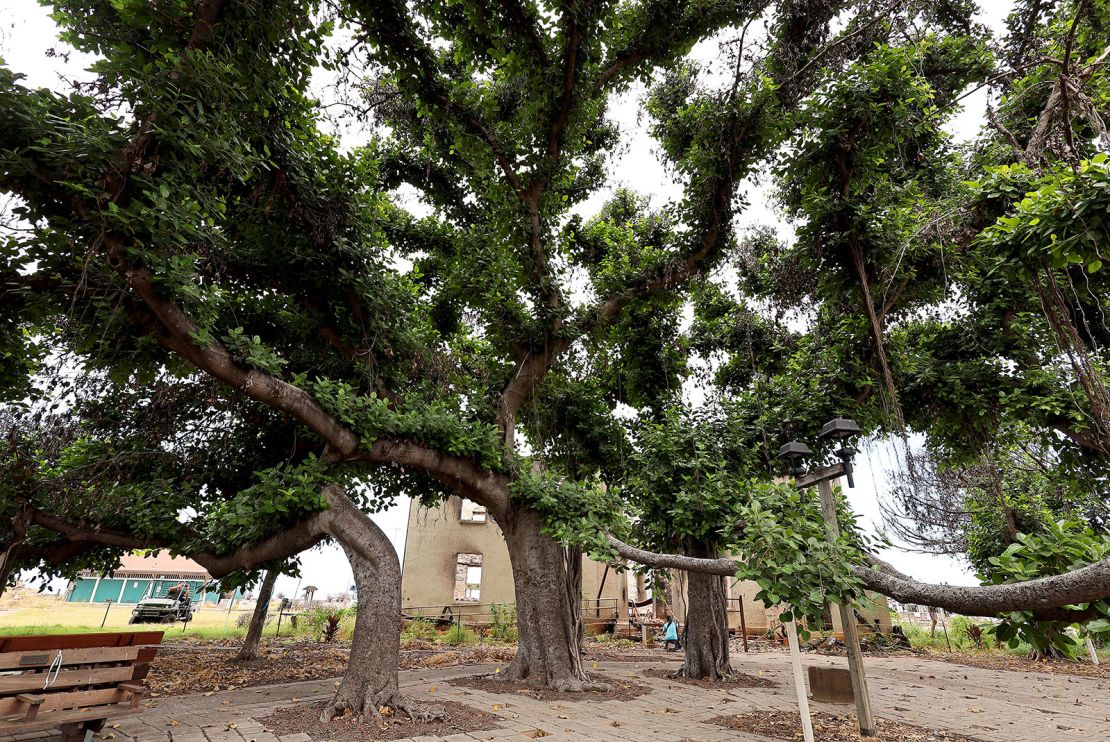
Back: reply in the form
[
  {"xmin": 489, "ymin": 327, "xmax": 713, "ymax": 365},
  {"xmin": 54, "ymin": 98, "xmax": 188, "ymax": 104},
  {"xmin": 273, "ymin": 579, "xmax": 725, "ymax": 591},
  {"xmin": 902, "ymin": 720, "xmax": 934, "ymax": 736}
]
[
  {"xmin": 22, "ymin": 486, "xmax": 385, "ymax": 579},
  {"xmin": 605, "ymin": 534, "xmax": 1110, "ymax": 619},
  {"xmin": 358, "ymin": 439, "xmax": 512, "ymax": 517},
  {"xmin": 497, "ymin": 336, "xmax": 572, "ymax": 447},
  {"xmin": 855, "ymin": 553, "xmax": 1110, "ymax": 619},
  {"xmin": 606, "ymin": 534, "xmax": 738, "ymax": 575},
  {"xmin": 112, "ymin": 256, "xmax": 360, "ymax": 459}
]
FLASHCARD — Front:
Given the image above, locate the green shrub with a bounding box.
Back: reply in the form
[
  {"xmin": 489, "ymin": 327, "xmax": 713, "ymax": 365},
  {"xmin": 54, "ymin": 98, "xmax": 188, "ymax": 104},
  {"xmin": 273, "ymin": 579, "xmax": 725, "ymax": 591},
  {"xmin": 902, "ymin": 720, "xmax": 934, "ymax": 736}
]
[
  {"xmin": 300, "ymin": 605, "xmax": 348, "ymax": 641},
  {"xmin": 586, "ymin": 632, "xmax": 635, "ymax": 648},
  {"xmin": 443, "ymin": 624, "xmax": 478, "ymax": 645},
  {"xmin": 402, "ymin": 618, "xmax": 439, "ymax": 642},
  {"xmin": 488, "ymin": 603, "xmax": 517, "ymax": 643}
]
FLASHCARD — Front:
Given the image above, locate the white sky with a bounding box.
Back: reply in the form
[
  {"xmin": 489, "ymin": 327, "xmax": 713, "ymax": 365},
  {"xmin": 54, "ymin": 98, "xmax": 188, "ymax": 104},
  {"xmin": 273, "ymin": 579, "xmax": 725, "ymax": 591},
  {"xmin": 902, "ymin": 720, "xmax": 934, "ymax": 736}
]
[{"xmin": 1, "ymin": 2, "xmax": 1015, "ymax": 597}]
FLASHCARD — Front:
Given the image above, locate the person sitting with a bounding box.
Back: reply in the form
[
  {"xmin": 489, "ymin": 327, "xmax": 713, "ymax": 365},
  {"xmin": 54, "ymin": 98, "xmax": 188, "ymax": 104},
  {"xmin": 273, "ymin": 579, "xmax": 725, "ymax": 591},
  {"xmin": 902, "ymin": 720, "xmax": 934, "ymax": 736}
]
[{"xmin": 662, "ymin": 614, "xmax": 681, "ymax": 651}]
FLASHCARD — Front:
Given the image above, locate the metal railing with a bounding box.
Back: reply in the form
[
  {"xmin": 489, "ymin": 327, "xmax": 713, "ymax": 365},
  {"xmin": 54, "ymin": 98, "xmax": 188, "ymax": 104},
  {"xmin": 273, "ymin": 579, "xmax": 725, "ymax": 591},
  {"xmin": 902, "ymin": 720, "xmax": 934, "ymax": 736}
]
[{"xmin": 402, "ymin": 598, "xmax": 620, "ymax": 627}]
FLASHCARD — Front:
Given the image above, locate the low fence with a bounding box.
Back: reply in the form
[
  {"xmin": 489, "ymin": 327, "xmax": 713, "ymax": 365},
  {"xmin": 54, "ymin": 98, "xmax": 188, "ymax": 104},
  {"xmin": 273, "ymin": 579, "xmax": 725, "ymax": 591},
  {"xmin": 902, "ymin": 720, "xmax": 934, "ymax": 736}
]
[{"xmin": 402, "ymin": 598, "xmax": 620, "ymax": 629}]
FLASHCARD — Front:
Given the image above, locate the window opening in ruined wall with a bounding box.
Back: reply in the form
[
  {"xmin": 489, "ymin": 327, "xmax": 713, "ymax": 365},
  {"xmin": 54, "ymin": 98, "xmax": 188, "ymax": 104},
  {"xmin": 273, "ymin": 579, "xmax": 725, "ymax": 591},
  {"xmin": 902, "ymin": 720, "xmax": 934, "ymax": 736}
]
[
  {"xmin": 460, "ymin": 498, "xmax": 487, "ymax": 522},
  {"xmin": 454, "ymin": 553, "xmax": 483, "ymax": 602}
]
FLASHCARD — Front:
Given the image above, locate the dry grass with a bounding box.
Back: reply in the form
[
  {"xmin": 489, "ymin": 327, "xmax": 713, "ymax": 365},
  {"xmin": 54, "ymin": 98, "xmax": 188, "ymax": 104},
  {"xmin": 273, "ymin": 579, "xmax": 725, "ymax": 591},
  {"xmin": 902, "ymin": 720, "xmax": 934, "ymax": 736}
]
[{"xmin": 0, "ymin": 589, "xmax": 269, "ymax": 640}]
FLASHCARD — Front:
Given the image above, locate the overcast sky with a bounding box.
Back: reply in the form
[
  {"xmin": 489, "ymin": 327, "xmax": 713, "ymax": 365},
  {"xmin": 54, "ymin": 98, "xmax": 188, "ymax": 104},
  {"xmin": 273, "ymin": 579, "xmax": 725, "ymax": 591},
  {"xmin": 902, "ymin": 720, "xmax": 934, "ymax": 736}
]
[{"xmin": 1, "ymin": 2, "xmax": 1015, "ymax": 599}]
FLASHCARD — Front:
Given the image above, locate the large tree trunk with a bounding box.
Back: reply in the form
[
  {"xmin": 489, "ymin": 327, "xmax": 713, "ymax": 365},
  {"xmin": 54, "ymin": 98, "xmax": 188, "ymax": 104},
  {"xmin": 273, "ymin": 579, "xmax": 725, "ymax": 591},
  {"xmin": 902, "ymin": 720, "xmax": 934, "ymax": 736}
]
[
  {"xmin": 679, "ymin": 539, "xmax": 732, "ymax": 679},
  {"xmin": 681, "ymin": 542, "xmax": 732, "ymax": 680},
  {"xmin": 498, "ymin": 506, "xmax": 601, "ymax": 690},
  {"xmin": 319, "ymin": 542, "xmax": 406, "ymax": 721},
  {"xmin": 235, "ymin": 570, "xmax": 278, "ymax": 662}
]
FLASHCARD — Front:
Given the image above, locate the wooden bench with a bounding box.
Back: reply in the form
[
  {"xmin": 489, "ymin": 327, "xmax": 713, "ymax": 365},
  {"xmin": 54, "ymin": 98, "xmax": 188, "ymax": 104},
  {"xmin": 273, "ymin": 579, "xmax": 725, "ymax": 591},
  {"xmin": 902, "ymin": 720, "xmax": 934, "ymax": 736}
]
[{"xmin": 0, "ymin": 632, "xmax": 162, "ymax": 742}]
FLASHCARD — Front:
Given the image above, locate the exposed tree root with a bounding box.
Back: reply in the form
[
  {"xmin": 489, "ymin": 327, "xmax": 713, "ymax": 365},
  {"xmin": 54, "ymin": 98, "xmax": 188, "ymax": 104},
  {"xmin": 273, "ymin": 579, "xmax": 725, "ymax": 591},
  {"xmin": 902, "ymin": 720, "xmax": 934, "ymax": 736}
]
[
  {"xmin": 319, "ymin": 688, "xmax": 450, "ymax": 724},
  {"xmin": 488, "ymin": 668, "xmax": 612, "ymax": 693}
]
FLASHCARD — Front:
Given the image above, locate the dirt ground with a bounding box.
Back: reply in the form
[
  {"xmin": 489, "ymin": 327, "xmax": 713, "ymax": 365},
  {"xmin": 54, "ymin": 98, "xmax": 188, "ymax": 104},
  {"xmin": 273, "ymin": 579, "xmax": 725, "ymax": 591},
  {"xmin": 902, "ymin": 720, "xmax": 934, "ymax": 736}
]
[
  {"xmin": 641, "ymin": 666, "xmax": 777, "ymax": 688},
  {"xmin": 909, "ymin": 648, "xmax": 1110, "ymax": 680},
  {"xmin": 147, "ymin": 640, "xmax": 516, "ymax": 697},
  {"xmin": 259, "ymin": 699, "xmax": 501, "ymax": 741},
  {"xmin": 709, "ymin": 710, "xmax": 993, "ymax": 741},
  {"xmin": 447, "ymin": 671, "xmax": 652, "ymax": 702},
  {"xmin": 144, "ymin": 636, "xmax": 1108, "ymax": 699}
]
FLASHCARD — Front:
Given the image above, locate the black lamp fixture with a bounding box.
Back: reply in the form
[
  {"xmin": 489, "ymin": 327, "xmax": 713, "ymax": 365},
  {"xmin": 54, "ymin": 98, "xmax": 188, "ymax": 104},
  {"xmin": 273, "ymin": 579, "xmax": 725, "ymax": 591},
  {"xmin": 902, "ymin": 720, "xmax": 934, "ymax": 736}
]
[
  {"xmin": 819, "ymin": 416, "xmax": 861, "ymax": 488},
  {"xmin": 778, "ymin": 440, "xmax": 812, "ymax": 478}
]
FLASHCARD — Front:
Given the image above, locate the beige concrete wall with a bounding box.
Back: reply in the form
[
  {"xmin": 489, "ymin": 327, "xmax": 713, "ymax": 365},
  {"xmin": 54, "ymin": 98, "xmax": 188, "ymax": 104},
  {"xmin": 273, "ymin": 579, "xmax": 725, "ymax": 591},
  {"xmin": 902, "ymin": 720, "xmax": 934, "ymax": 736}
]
[{"xmin": 401, "ymin": 497, "xmax": 625, "ymax": 621}]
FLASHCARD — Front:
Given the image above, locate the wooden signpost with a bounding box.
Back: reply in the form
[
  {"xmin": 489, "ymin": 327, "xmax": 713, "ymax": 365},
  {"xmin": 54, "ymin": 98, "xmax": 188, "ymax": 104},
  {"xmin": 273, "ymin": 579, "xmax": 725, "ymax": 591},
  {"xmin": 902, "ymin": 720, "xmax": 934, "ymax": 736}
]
[{"xmin": 795, "ymin": 462, "xmax": 877, "ymax": 737}]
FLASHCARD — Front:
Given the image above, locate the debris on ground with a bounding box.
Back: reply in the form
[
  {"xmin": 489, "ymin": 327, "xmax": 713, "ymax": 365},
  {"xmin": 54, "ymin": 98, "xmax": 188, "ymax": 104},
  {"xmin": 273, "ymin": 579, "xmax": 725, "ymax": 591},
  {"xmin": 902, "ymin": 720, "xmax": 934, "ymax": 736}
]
[
  {"xmin": 910, "ymin": 650, "xmax": 1110, "ymax": 680},
  {"xmin": 147, "ymin": 640, "xmax": 517, "ymax": 697},
  {"xmin": 259, "ymin": 700, "xmax": 499, "ymax": 741},
  {"xmin": 709, "ymin": 710, "xmax": 993, "ymax": 741},
  {"xmin": 448, "ymin": 672, "xmax": 652, "ymax": 702},
  {"xmin": 641, "ymin": 666, "xmax": 777, "ymax": 688}
]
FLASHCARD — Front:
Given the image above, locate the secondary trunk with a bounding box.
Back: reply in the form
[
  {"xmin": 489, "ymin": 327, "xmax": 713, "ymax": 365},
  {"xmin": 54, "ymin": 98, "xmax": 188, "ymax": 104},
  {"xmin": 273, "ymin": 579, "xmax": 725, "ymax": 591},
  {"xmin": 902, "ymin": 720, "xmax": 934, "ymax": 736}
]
[
  {"xmin": 317, "ymin": 492, "xmax": 445, "ymax": 722},
  {"xmin": 681, "ymin": 542, "xmax": 732, "ymax": 680},
  {"xmin": 235, "ymin": 570, "xmax": 278, "ymax": 662},
  {"xmin": 499, "ymin": 506, "xmax": 600, "ymax": 691},
  {"xmin": 319, "ymin": 542, "xmax": 405, "ymax": 721}
]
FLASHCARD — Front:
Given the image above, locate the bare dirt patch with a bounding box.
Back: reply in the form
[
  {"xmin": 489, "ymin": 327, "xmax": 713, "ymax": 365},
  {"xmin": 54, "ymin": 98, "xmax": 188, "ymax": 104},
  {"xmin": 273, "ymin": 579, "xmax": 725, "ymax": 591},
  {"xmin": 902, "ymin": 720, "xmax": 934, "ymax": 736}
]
[
  {"xmin": 148, "ymin": 640, "xmax": 517, "ymax": 697},
  {"xmin": 911, "ymin": 650, "xmax": 1110, "ymax": 680},
  {"xmin": 641, "ymin": 666, "xmax": 777, "ymax": 688},
  {"xmin": 448, "ymin": 672, "xmax": 652, "ymax": 702},
  {"xmin": 259, "ymin": 699, "xmax": 500, "ymax": 741},
  {"xmin": 585, "ymin": 649, "xmax": 683, "ymax": 663},
  {"xmin": 709, "ymin": 710, "xmax": 992, "ymax": 741}
]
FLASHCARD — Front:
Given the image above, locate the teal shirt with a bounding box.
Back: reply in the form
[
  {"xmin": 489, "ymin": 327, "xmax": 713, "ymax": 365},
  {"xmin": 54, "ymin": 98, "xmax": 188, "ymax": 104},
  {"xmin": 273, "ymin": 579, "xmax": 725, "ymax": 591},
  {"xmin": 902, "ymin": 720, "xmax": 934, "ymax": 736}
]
[{"xmin": 664, "ymin": 620, "xmax": 678, "ymax": 641}]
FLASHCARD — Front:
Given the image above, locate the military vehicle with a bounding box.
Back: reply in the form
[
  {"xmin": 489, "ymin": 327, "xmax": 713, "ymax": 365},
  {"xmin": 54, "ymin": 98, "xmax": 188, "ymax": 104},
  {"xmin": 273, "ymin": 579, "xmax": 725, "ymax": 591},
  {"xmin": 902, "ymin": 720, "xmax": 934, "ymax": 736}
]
[{"xmin": 129, "ymin": 582, "xmax": 195, "ymax": 624}]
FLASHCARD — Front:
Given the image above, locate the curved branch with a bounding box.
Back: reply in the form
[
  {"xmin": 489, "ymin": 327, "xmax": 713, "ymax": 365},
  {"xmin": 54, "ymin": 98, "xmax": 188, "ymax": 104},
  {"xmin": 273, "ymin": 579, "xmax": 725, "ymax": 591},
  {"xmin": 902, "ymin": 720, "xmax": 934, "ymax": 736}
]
[
  {"xmin": 118, "ymin": 259, "xmax": 360, "ymax": 459},
  {"xmin": 605, "ymin": 534, "xmax": 738, "ymax": 575},
  {"xmin": 27, "ymin": 507, "xmax": 330, "ymax": 578},
  {"xmin": 606, "ymin": 533, "xmax": 1110, "ymax": 618},
  {"xmin": 22, "ymin": 486, "xmax": 388, "ymax": 580},
  {"xmin": 854, "ymin": 553, "xmax": 1110, "ymax": 619},
  {"xmin": 359, "ymin": 439, "xmax": 512, "ymax": 517}
]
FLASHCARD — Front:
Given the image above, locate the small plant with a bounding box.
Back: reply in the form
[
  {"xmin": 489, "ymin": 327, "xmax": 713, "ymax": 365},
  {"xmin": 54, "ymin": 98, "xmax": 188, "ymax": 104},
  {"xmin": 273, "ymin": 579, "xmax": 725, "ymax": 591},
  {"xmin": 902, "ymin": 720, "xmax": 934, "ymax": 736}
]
[
  {"xmin": 443, "ymin": 623, "xmax": 478, "ymax": 645},
  {"xmin": 488, "ymin": 603, "xmax": 517, "ymax": 643},
  {"xmin": 322, "ymin": 612, "xmax": 342, "ymax": 642},
  {"xmin": 301, "ymin": 605, "xmax": 346, "ymax": 641},
  {"xmin": 402, "ymin": 618, "xmax": 439, "ymax": 642}
]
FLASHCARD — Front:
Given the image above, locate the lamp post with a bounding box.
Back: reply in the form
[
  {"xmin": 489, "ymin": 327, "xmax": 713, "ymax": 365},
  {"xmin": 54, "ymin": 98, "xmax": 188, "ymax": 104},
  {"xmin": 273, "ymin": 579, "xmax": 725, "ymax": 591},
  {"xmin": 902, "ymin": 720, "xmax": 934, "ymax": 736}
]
[{"xmin": 779, "ymin": 417, "xmax": 876, "ymax": 738}]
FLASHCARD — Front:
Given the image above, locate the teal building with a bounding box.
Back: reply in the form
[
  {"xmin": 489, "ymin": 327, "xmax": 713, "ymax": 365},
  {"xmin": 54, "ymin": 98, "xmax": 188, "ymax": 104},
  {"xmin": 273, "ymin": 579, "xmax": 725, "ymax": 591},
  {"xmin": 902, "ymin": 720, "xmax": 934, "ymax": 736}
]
[{"xmin": 65, "ymin": 553, "xmax": 237, "ymax": 604}]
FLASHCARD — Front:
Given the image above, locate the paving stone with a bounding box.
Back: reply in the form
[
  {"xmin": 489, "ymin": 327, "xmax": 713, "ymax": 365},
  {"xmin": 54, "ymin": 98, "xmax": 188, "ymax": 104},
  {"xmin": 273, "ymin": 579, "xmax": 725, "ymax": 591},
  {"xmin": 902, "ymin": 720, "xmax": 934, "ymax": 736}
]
[{"xmin": 275, "ymin": 734, "xmax": 311, "ymax": 742}]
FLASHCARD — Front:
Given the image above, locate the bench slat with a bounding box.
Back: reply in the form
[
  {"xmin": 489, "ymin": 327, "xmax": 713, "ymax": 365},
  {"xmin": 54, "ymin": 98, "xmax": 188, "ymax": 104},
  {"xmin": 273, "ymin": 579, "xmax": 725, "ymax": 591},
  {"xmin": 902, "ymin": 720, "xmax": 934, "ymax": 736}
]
[
  {"xmin": 0, "ymin": 665, "xmax": 135, "ymax": 694},
  {"xmin": 0, "ymin": 633, "xmax": 163, "ymax": 654},
  {"xmin": 0, "ymin": 633, "xmax": 161, "ymax": 734},
  {"xmin": 0, "ymin": 687, "xmax": 130, "ymax": 717},
  {"xmin": 0, "ymin": 701, "xmax": 140, "ymax": 733},
  {"xmin": 0, "ymin": 646, "xmax": 141, "ymax": 671}
]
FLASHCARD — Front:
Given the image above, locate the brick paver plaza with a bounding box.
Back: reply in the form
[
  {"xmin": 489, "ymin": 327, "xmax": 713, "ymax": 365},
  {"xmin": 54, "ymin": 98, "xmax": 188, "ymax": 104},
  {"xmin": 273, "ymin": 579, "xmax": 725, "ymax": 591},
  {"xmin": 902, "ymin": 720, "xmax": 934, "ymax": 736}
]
[{"xmin": 4, "ymin": 653, "xmax": 1108, "ymax": 742}]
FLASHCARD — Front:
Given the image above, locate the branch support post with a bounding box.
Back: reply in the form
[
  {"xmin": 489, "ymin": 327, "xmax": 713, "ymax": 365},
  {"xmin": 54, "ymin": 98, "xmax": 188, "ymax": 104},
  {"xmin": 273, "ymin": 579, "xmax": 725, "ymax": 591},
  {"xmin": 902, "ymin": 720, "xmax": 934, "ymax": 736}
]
[
  {"xmin": 813, "ymin": 473, "xmax": 876, "ymax": 737},
  {"xmin": 784, "ymin": 617, "xmax": 815, "ymax": 742}
]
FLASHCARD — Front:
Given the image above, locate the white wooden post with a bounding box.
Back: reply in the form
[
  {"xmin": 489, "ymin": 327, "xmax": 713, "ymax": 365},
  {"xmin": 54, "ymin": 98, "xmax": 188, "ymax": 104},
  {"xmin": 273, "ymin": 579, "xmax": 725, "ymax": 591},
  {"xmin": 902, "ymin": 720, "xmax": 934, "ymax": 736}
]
[
  {"xmin": 817, "ymin": 478, "xmax": 877, "ymax": 736},
  {"xmin": 90, "ymin": 575, "xmax": 101, "ymax": 603},
  {"xmin": 116, "ymin": 579, "xmax": 127, "ymax": 603},
  {"xmin": 1086, "ymin": 634, "xmax": 1100, "ymax": 665},
  {"xmin": 784, "ymin": 618, "xmax": 815, "ymax": 742}
]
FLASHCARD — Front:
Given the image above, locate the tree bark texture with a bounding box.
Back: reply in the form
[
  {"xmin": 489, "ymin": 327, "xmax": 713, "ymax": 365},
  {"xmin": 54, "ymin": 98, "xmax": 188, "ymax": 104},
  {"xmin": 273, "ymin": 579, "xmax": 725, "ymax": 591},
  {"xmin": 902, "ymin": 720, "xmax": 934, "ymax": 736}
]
[
  {"xmin": 316, "ymin": 493, "xmax": 445, "ymax": 722},
  {"xmin": 235, "ymin": 570, "xmax": 278, "ymax": 662},
  {"xmin": 499, "ymin": 506, "xmax": 601, "ymax": 690},
  {"xmin": 681, "ymin": 542, "xmax": 732, "ymax": 680},
  {"xmin": 318, "ymin": 543, "xmax": 407, "ymax": 722}
]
